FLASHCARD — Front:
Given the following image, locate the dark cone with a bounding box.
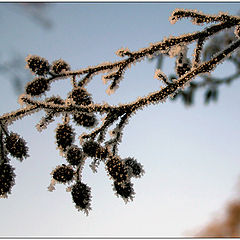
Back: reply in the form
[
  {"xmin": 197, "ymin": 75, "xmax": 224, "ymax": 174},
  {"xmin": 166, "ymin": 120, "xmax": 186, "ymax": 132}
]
[
  {"xmin": 71, "ymin": 181, "xmax": 91, "ymax": 210},
  {"xmin": 66, "ymin": 145, "xmax": 83, "ymax": 166},
  {"xmin": 106, "ymin": 157, "xmax": 128, "ymax": 183},
  {"xmin": 55, "ymin": 124, "xmax": 75, "ymax": 151},
  {"xmin": 51, "ymin": 59, "xmax": 70, "ymax": 74},
  {"xmin": 26, "ymin": 55, "xmax": 50, "ymax": 76},
  {"xmin": 25, "ymin": 77, "xmax": 49, "ymax": 96},
  {"xmin": 5, "ymin": 133, "xmax": 28, "ymax": 160},
  {"xmin": 73, "ymin": 113, "xmax": 97, "ymax": 128},
  {"xmin": 0, "ymin": 163, "xmax": 15, "ymax": 196},
  {"xmin": 52, "ymin": 165, "xmax": 74, "ymax": 183},
  {"xmin": 114, "ymin": 181, "xmax": 134, "ymax": 199},
  {"xmin": 69, "ymin": 87, "xmax": 92, "ymax": 106}
]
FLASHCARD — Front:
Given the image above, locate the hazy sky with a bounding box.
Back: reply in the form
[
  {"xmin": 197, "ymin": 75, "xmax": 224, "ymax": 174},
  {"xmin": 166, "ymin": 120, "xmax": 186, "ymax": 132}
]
[{"xmin": 1, "ymin": 2, "xmax": 240, "ymax": 237}]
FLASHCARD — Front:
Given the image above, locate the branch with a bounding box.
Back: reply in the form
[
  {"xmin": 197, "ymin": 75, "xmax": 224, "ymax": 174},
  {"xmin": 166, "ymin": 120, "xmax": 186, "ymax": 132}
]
[
  {"xmin": 170, "ymin": 8, "xmax": 238, "ymax": 25},
  {"xmin": 23, "ymin": 16, "xmax": 240, "ymax": 95},
  {"xmin": 1, "ymin": 8, "xmax": 240, "ymax": 213},
  {"xmin": 2, "ymin": 37, "xmax": 240, "ymax": 125}
]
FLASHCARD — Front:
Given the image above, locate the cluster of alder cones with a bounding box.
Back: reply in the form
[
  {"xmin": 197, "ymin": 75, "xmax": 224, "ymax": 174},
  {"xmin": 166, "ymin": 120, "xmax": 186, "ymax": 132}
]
[{"xmin": 0, "ymin": 55, "xmax": 144, "ymax": 214}]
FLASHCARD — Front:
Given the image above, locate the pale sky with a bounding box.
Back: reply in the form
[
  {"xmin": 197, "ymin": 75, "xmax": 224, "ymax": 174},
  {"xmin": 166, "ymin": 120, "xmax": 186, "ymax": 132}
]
[{"xmin": 1, "ymin": 2, "xmax": 240, "ymax": 237}]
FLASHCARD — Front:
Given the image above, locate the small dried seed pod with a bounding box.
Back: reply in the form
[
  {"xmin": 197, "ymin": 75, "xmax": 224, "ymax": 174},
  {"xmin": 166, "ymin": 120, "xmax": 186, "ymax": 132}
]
[
  {"xmin": 51, "ymin": 59, "xmax": 70, "ymax": 74},
  {"xmin": 66, "ymin": 145, "xmax": 83, "ymax": 166},
  {"xmin": 55, "ymin": 124, "xmax": 75, "ymax": 151},
  {"xmin": 25, "ymin": 77, "xmax": 49, "ymax": 96},
  {"xmin": 68, "ymin": 87, "xmax": 92, "ymax": 106},
  {"xmin": 0, "ymin": 163, "xmax": 15, "ymax": 197},
  {"xmin": 5, "ymin": 133, "xmax": 28, "ymax": 160},
  {"xmin": 82, "ymin": 140, "xmax": 107, "ymax": 159},
  {"xmin": 114, "ymin": 181, "xmax": 134, "ymax": 200},
  {"xmin": 124, "ymin": 157, "xmax": 144, "ymax": 178},
  {"xmin": 71, "ymin": 181, "xmax": 92, "ymax": 213},
  {"xmin": 106, "ymin": 156, "xmax": 128, "ymax": 183},
  {"xmin": 73, "ymin": 113, "xmax": 97, "ymax": 128},
  {"xmin": 25, "ymin": 55, "xmax": 50, "ymax": 76},
  {"xmin": 82, "ymin": 140, "xmax": 100, "ymax": 158},
  {"xmin": 52, "ymin": 164, "xmax": 74, "ymax": 183}
]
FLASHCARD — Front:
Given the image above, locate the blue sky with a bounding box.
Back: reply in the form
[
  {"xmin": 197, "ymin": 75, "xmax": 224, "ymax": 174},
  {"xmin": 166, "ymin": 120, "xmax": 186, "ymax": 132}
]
[{"xmin": 1, "ymin": 2, "xmax": 240, "ymax": 237}]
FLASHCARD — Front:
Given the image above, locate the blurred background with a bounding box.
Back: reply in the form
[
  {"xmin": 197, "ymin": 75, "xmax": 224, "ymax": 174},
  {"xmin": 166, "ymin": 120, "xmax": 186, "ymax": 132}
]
[{"xmin": 1, "ymin": 2, "xmax": 240, "ymax": 237}]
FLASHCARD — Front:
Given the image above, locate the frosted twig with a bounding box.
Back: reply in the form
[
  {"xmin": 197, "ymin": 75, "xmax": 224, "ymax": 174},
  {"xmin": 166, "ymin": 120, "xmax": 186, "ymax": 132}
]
[
  {"xmin": 16, "ymin": 14, "xmax": 240, "ymax": 95},
  {"xmin": 1, "ymin": 38, "xmax": 240, "ymax": 125},
  {"xmin": 170, "ymin": 9, "xmax": 238, "ymax": 25},
  {"xmin": 1, "ymin": 8, "xmax": 240, "ymax": 214}
]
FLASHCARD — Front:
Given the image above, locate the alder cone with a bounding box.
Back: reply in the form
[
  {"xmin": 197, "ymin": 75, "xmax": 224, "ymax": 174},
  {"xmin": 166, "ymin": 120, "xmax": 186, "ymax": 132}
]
[
  {"xmin": 82, "ymin": 140, "xmax": 108, "ymax": 159},
  {"xmin": 25, "ymin": 77, "xmax": 49, "ymax": 96},
  {"xmin": 52, "ymin": 165, "xmax": 74, "ymax": 183},
  {"xmin": 114, "ymin": 181, "xmax": 133, "ymax": 199},
  {"xmin": 71, "ymin": 181, "xmax": 91, "ymax": 210},
  {"xmin": 66, "ymin": 145, "xmax": 83, "ymax": 166},
  {"xmin": 73, "ymin": 113, "xmax": 97, "ymax": 128},
  {"xmin": 124, "ymin": 157, "xmax": 143, "ymax": 177},
  {"xmin": 69, "ymin": 87, "xmax": 92, "ymax": 106},
  {"xmin": 26, "ymin": 55, "xmax": 50, "ymax": 76},
  {"xmin": 0, "ymin": 163, "xmax": 15, "ymax": 196},
  {"xmin": 82, "ymin": 140, "xmax": 100, "ymax": 158},
  {"xmin": 55, "ymin": 124, "xmax": 75, "ymax": 151},
  {"xmin": 51, "ymin": 59, "xmax": 70, "ymax": 74},
  {"xmin": 5, "ymin": 133, "xmax": 28, "ymax": 160},
  {"xmin": 106, "ymin": 157, "xmax": 128, "ymax": 183}
]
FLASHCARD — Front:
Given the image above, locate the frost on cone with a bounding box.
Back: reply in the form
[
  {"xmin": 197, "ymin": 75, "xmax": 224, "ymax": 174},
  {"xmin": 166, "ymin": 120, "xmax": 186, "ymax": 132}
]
[
  {"xmin": 106, "ymin": 156, "xmax": 128, "ymax": 184},
  {"xmin": 73, "ymin": 113, "xmax": 97, "ymax": 128},
  {"xmin": 65, "ymin": 145, "xmax": 83, "ymax": 166},
  {"xmin": 0, "ymin": 163, "xmax": 15, "ymax": 197},
  {"xmin": 124, "ymin": 157, "xmax": 144, "ymax": 178},
  {"xmin": 25, "ymin": 77, "xmax": 49, "ymax": 96},
  {"xmin": 5, "ymin": 133, "xmax": 28, "ymax": 161},
  {"xmin": 82, "ymin": 140, "xmax": 108, "ymax": 159},
  {"xmin": 52, "ymin": 164, "xmax": 74, "ymax": 183},
  {"xmin": 68, "ymin": 87, "xmax": 96, "ymax": 126},
  {"xmin": 113, "ymin": 181, "xmax": 135, "ymax": 202},
  {"xmin": 51, "ymin": 59, "xmax": 70, "ymax": 74},
  {"xmin": 68, "ymin": 87, "xmax": 93, "ymax": 106},
  {"xmin": 55, "ymin": 124, "xmax": 75, "ymax": 151},
  {"xmin": 71, "ymin": 181, "xmax": 92, "ymax": 214},
  {"xmin": 25, "ymin": 55, "xmax": 50, "ymax": 76}
]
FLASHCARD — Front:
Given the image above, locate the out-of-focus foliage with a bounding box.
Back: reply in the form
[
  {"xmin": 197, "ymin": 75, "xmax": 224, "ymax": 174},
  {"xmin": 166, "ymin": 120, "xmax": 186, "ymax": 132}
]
[
  {"xmin": 195, "ymin": 198, "xmax": 240, "ymax": 237},
  {"xmin": 0, "ymin": 3, "xmax": 52, "ymax": 94},
  {"xmin": 150, "ymin": 25, "xmax": 240, "ymax": 106}
]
